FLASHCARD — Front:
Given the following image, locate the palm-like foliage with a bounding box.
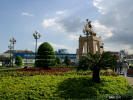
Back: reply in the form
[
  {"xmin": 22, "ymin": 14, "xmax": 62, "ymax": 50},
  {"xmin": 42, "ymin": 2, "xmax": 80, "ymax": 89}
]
[
  {"xmin": 98, "ymin": 52, "xmax": 117, "ymax": 68},
  {"xmin": 78, "ymin": 52, "xmax": 117, "ymax": 83}
]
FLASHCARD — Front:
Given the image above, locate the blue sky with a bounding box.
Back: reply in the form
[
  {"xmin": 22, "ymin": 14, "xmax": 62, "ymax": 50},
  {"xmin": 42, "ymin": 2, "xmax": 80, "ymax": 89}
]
[{"xmin": 0, "ymin": 0, "xmax": 133, "ymax": 54}]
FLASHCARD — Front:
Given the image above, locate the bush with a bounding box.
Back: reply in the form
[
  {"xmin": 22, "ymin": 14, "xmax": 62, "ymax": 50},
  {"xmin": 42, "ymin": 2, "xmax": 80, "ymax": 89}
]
[
  {"xmin": 100, "ymin": 69, "xmax": 118, "ymax": 76},
  {"xmin": 64, "ymin": 56, "xmax": 71, "ymax": 66},
  {"xmin": 77, "ymin": 52, "xmax": 118, "ymax": 83},
  {"xmin": 15, "ymin": 56, "xmax": 23, "ymax": 67},
  {"xmin": 78, "ymin": 56, "xmax": 90, "ymax": 71},
  {"xmin": 55, "ymin": 57, "xmax": 61, "ymax": 65},
  {"xmin": 35, "ymin": 42, "xmax": 56, "ymax": 67},
  {"xmin": 0, "ymin": 70, "xmax": 132, "ymax": 99}
]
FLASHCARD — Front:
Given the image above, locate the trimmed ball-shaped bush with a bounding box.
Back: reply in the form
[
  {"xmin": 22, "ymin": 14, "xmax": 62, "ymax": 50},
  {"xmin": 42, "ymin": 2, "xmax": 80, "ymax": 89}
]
[{"xmin": 35, "ymin": 42, "xmax": 56, "ymax": 67}]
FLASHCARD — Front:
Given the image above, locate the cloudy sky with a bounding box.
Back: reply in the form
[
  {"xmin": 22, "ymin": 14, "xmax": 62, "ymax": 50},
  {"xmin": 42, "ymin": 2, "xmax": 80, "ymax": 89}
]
[{"xmin": 0, "ymin": 0, "xmax": 133, "ymax": 54}]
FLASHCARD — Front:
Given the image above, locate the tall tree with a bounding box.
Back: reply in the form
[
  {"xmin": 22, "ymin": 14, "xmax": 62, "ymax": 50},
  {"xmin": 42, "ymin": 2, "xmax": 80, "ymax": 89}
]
[{"xmin": 35, "ymin": 42, "xmax": 56, "ymax": 68}]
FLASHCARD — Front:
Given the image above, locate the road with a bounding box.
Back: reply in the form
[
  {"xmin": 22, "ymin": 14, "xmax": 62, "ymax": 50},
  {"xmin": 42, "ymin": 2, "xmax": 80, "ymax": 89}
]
[{"xmin": 126, "ymin": 76, "xmax": 133, "ymax": 87}]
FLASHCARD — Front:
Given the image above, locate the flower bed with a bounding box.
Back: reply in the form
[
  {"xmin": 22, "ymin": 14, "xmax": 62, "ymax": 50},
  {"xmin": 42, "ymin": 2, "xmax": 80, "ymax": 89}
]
[{"xmin": 16, "ymin": 67, "xmax": 73, "ymax": 75}]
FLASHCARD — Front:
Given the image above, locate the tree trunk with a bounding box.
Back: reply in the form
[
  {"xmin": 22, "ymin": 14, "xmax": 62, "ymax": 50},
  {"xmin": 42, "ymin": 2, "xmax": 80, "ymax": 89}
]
[{"xmin": 92, "ymin": 66, "xmax": 100, "ymax": 83}]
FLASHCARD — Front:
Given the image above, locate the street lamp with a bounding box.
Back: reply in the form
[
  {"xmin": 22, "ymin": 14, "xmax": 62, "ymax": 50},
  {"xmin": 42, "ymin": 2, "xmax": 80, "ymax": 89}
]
[
  {"xmin": 83, "ymin": 19, "xmax": 92, "ymax": 54},
  {"xmin": 8, "ymin": 44, "xmax": 12, "ymax": 67},
  {"xmin": 33, "ymin": 31, "xmax": 41, "ymax": 62},
  {"xmin": 9, "ymin": 37, "xmax": 16, "ymax": 67}
]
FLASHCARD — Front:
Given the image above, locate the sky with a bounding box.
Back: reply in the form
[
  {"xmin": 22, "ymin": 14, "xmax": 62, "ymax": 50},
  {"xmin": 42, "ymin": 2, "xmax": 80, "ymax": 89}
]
[{"xmin": 0, "ymin": 0, "xmax": 133, "ymax": 54}]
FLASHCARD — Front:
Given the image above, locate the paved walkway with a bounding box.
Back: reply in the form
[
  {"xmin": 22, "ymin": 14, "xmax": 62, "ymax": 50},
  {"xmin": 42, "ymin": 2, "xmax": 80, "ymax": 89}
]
[{"xmin": 126, "ymin": 76, "xmax": 133, "ymax": 87}]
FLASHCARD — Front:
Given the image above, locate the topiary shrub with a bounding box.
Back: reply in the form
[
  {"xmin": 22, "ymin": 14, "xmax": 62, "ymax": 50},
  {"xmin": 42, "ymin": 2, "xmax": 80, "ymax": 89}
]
[{"xmin": 35, "ymin": 42, "xmax": 56, "ymax": 68}]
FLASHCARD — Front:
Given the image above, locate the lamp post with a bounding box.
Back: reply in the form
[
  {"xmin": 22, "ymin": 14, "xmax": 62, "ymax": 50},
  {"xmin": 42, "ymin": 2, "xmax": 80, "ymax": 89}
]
[
  {"xmin": 9, "ymin": 37, "xmax": 16, "ymax": 67},
  {"xmin": 8, "ymin": 44, "xmax": 12, "ymax": 67},
  {"xmin": 33, "ymin": 31, "xmax": 41, "ymax": 62},
  {"xmin": 83, "ymin": 19, "xmax": 92, "ymax": 54}
]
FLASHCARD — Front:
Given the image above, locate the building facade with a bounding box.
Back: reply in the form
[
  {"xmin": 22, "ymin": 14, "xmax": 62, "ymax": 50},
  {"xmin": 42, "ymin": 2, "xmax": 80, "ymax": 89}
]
[
  {"xmin": 55, "ymin": 49, "xmax": 77, "ymax": 64},
  {"xmin": 13, "ymin": 50, "xmax": 35, "ymax": 65},
  {"xmin": 0, "ymin": 49, "xmax": 77, "ymax": 66}
]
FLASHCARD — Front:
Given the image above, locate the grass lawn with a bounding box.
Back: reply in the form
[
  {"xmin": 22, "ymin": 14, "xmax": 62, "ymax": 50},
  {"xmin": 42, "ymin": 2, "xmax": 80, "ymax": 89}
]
[{"xmin": 0, "ymin": 69, "xmax": 132, "ymax": 100}]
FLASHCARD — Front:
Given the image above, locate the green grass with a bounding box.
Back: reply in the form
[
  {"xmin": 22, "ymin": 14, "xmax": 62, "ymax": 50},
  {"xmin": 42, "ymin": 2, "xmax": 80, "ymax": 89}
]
[{"xmin": 0, "ymin": 70, "xmax": 132, "ymax": 100}]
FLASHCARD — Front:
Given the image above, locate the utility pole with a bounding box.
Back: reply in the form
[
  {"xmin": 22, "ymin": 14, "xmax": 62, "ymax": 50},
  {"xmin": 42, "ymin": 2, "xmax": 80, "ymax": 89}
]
[
  {"xmin": 9, "ymin": 37, "xmax": 16, "ymax": 67},
  {"xmin": 8, "ymin": 44, "xmax": 12, "ymax": 67}
]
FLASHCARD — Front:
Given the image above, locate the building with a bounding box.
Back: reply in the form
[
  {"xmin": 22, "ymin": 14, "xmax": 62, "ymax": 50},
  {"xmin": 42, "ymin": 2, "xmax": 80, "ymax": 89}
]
[
  {"xmin": 13, "ymin": 50, "xmax": 35, "ymax": 65},
  {"xmin": 0, "ymin": 53, "xmax": 11, "ymax": 66},
  {"xmin": 0, "ymin": 49, "xmax": 77, "ymax": 66},
  {"xmin": 57, "ymin": 49, "xmax": 68, "ymax": 54},
  {"xmin": 126, "ymin": 55, "xmax": 133, "ymax": 65},
  {"xmin": 55, "ymin": 49, "xmax": 77, "ymax": 64},
  {"xmin": 2, "ymin": 50, "xmax": 35, "ymax": 66}
]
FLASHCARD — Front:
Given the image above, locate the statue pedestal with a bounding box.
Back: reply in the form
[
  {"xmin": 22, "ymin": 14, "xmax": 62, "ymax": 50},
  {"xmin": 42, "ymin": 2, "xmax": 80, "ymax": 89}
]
[{"xmin": 78, "ymin": 35, "xmax": 103, "ymax": 58}]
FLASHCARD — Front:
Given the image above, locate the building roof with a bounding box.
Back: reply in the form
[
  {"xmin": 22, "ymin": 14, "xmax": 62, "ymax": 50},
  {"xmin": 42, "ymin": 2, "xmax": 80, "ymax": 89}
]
[{"xmin": 4, "ymin": 50, "xmax": 34, "ymax": 53}]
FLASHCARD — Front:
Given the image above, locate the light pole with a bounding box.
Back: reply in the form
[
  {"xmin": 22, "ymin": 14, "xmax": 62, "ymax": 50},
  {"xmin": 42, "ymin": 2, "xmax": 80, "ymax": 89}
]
[
  {"xmin": 33, "ymin": 31, "xmax": 41, "ymax": 62},
  {"xmin": 83, "ymin": 19, "xmax": 92, "ymax": 54},
  {"xmin": 8, "ymin": 44, "xmax": 12, "ymax": 67},
  {"xmin": 9, "ymin": 37, "xmax": 16, "ymax": 67}
]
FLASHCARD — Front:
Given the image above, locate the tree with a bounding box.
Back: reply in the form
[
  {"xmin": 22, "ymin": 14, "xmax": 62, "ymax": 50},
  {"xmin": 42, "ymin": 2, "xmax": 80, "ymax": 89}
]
[
  {"xmin": 35, "ymin": 42, "xmax": 56, "ymax": 68},
  {"xmin": 78, "ymin": 52, "xmax": 117, "ymax": 83},
  {"xmin": 55, "ymin": 57, "xmax": 61, "ymax": 65},
  {"xmin": 64, "ymin": 56, "xmax": 71, "ymax": 66},
  {"xmin": 15, "ymin": 56, "xmax": 23, "ymax": 67},
  {"xmin": 78, "ymin": 56, "xmax": 90, "ymax": 70}
]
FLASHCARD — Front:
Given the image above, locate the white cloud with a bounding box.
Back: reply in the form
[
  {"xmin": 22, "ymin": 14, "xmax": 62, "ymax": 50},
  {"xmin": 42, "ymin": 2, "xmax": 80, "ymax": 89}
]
[
  {"xmin": 21, "ymin": 12, "xmax": 34, "ymax": 17},
  {"xmin": 92, "ymin": 20, "xmax": 113, "ymax": 39},
  {"xmin": 42, "ymin": 18, "xmax": 56, "ymax": 28},
  {"xmin": 93, "ymin": 0, "xmax": 105, "ymax": 14},
  {"xmin": 42, "ymin": 17, "xmax": 65, "ymax": 32},
  {"xmin": 50, "ymin": 42, "xmax": 69, "ymax": 49},
  {"xmin": 42, "ymin": 11, "xmax": 83, "ymax": 33},
  {"xmin": 68, "ymin": 34, "xmax": 79, "ymax": 41},
  {"xmin": 92, "ymin": 0, "xmax": 133, "ymax": 53},
  {"xmin": 56, "ymin": 10, "xmax": 66, "ymax": 15}
]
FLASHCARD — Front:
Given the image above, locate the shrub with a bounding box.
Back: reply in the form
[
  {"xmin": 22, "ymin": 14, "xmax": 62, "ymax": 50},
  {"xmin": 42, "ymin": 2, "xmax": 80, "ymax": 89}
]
[
  {"xmin": 55, "ymin": 57, "xmax": 61, "ymax": 65},
  {"xmin": 0, "ymin": 70, "xmax": 131, "ymax": 99},
  {"xmin": 100, "ymin": 69, "xmax": 118, "ymax": 76},
  {"xmin": 64, "ymin": 56, "xmax": 71, "ymax": 66},
  {"xmin": 78, "ymin": 55, "xmax": 90, "ymax": 71},
  {"xmin": 77, "ymin": 52, "xmax": 117, "ymax": 83},
  {"xmin": 15, "ymin": 56, "xmax": 23, "ymax": 67},
  {"xmin": 35, "ymin": 42, "xmax": 56, "ymax": 67}
]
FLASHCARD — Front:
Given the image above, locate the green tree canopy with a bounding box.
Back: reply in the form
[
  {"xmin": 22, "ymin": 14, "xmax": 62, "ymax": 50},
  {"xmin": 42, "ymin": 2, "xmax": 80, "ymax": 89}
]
[
  {"xmin": 15, "ymin": 56, "xmax": 23, "ymax": 67},
  {"xmin": 78, "ymin": 52, "xmax": 117, "ymax": 83},
  {"xmin": 64, "ymin": 56, "xmax": 71, "ymax": 66},
  {"xmin": 35, "ymin": 42, "xmax": 56, "ymax": 67},
  {"xmin": 55, "ymin": 57, "xmax": 61, "ymax": 65}
]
